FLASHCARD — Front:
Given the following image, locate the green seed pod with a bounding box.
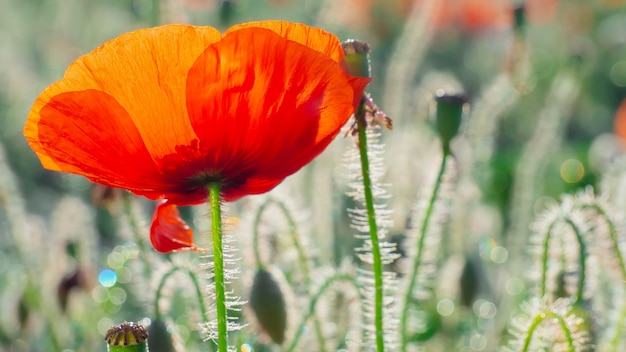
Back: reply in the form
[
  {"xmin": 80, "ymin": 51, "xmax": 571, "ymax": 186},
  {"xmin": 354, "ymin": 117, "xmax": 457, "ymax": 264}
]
[
  {"xmin": 341, "ymin": 39, "xmax": 372, "ymax": 78},
  {"xmin": 105, "ymin": 322, "xmax": 148, "ymax": 352},
  {"xmin": 250, "ymin": 268, "xmax": 287, "ymax": 344},
  {"xmin": 434, "ymin": 92, "xmax": 467, "ymax": 155}
]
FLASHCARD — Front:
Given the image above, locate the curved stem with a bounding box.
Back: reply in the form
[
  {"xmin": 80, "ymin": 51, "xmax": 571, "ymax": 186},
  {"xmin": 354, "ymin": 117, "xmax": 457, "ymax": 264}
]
[
  {"xmin": 578, "ymin": 204, "xmax": 626, "ymax": 282},
  {"xmin": 252, "ymin": 198, "xmax": 327, "ymax": 351},
  {"xmin": 400, "ymin": 153, "xmax": 448, "ymax": 351},
  {"xmin": 521, "ymin": 310, "xmax": 575, "ymax": 352},
  {"xmin": 562, "ymin": 218, "xmax": 586, "ymax": 303},
  {"xmin": 154, "ymin": 266, "xmax": 209, "ymax": 323},
  {"xmin": 208, "ymin": 182, "xmax": 228, "ymax": 352},
  {"xmin": 539, "ymin": 217, "xmax": 586, "ymax": 302},
  {"xmin": 286, "ymin": 273, "xmax": 359, "ymax": 352},
  {"xmin": 355, "ymin": 99, "xmax": 385, "ymax": 351},
  {"xmin": 251, "ymin": 200, "xmax": 270, "ymax": 269}
]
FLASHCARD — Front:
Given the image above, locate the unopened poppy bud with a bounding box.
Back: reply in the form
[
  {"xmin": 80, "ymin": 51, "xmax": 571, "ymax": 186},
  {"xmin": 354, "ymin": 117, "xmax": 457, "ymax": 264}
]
[
  {"xmin": 434, "ymin": 91, "xmax": 467, "ymax": 155},
  {"xmin": 250, "ymin": 268, "xmax": 287, "ymax": 344},
  {"xmin": 147, "ymin": 319, "xmax": 175, "ymax": 352},
  {"xmin": 342, "ymin": 39, "xmax": 371, "ymax": 78},
  {"xmin": 105, "ymin": 322, "xmax": 148, "ymax": 352},
  {"xmin": 513, "ymin": 3, "xmax": 526, "ymax": 34}
]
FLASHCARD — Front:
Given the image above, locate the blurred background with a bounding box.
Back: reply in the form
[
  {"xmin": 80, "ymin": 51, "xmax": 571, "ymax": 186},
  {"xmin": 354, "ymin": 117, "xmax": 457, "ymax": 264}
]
[{"xmin": 2, "ymin": 0, "xmax": 626, "ymax": 351}]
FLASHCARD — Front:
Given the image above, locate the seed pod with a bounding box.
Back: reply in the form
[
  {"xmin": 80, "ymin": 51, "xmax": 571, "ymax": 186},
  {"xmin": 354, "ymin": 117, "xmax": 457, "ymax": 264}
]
[
  {"xmin": 105, "ymin": 322, "xmax": 148, "ymax": 352},
  {"xmin": 249, "ymin": 268, "xmax": 287, "ymax": 344},
  {"xmin": 434, "ymin": 92, "xmax": 467, "ymax": 155}
]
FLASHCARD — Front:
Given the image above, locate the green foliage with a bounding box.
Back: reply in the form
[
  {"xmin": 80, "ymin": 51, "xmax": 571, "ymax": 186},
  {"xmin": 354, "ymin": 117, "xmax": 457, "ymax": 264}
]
[{"xmin": 2, "ymin": 0, "xmax": 626, "ymax": 351}]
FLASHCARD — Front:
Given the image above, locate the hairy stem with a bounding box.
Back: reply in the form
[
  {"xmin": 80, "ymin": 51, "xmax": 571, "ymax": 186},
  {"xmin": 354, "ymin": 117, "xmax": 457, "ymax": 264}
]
[
  {"xmin": 356, "ymin": 98, "xmax": 385, "ymax": 351},
  {"xmin": 578, "ymin": 204, "xmax": 626, "ymax": 282},
  {"xmin": 522, "ymin": 310, "xmax": 575, "ymax": 352},
  {"xmin": 400, "ymin": 153, "xmax": 448, "ymax": 351},
  {"xmin": 208, "ymin": 182, "xmax": 228, "ymax": 351}
]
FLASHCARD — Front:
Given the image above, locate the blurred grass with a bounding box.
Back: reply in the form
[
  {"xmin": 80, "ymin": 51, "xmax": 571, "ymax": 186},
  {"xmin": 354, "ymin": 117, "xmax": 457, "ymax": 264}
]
[{"xmin": 2, "ymin": 0, "xmax": 626, "ymax": 351}]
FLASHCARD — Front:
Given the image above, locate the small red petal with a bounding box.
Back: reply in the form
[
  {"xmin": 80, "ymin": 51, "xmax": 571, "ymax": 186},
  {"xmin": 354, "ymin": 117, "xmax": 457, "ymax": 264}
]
[{"xmin": 150, "ymin": 200, "xmax": 202, "ymax": 253}]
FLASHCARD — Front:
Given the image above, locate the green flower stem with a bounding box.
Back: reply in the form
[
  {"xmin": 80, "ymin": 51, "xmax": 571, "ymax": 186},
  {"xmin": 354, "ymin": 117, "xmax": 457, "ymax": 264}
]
[
  {"xmin": 154, "ymin": 265, "xmax": 209, "ymax": 323},
  {"xmin": 539, "ymin": 221, "xmax": 558, "ymax": 297},
  {"xmin": 286, "ymin": 273, "xmax": 359, "ymax": 352},
  {"xmin": 539, "ymin": 217, "xmax": 586, "ymax": 302},
  {"xmin": 355, "ymin": 98, "xmax": 385, "ymax": 352},
  {"xmin": 252, "ymin": 198, "xmax": 327, "ymax": 351},
  {"xmin": 208, "ymin": 182, "xmax": 228, "ymax": 352},
  {"xmin": 522, "ymin": 310, "xmax": 575, "ymax": 352},
  {"xmin": 400, "ymin": 152, "xmax": 448, "ymax": 351},
  {"xmin": 107, "ymin": 343, "xmax": 147, "ymax": 352}
]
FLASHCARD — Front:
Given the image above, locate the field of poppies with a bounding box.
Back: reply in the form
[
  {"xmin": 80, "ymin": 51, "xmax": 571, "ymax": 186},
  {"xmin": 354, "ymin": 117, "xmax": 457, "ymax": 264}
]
[{"xmin": 2, "ymin": 0, "xmax": 626, "ymax": 351}]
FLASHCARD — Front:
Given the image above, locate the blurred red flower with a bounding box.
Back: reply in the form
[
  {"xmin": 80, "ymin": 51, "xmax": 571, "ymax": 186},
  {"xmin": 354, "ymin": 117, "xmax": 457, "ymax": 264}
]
[
  {"xmin": 24, "ymin": 21, "xmax": 370, "ymax": 253},
  {"xmin": 614, "ymin": 97, "xmax": 626, "ymax": 145}
]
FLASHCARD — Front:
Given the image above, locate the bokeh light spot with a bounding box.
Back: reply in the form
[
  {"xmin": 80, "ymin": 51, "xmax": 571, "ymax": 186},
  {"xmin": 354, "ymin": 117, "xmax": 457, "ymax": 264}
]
[
  {"xmin": 610, "ymin": 61, "xmax": 626, "ymax": 87},
  {"xmin": 491, "ymin": 246, "xmax": 508, "ymax": 264},
  {"xmin": 437, "ymin": 298, "xmax": 455, "ymax": 316},
  {"xmin": 98, "ymin": 269, "xmax": 117, "ymax": 287},
  {"xmin": 560, "ymin": 159, "xmax": 584, "ymax": 183},
  {"xmin": 505, "ymin": 277, "xmax": 525, "ymax": 295},
  {"xmin": 470, "ymin": 333, "xmax": 487, "ymax": 350},
  {"xmin": 107, "ymin": 251, "xmax": 125, "ymax": 269},
  {"xmin": 241, "ymin": 343, "xmax": 253, "ymax": 352},
  {"xmin": 97, "ymin": 317, "xmax": 114, "ymax": 335}
]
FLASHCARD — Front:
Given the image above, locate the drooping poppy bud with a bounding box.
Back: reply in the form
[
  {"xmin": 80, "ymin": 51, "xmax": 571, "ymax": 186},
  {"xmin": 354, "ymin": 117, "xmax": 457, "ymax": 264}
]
[
  {"xmin": 249, "ymin": 268, "xmax": 288, "ymax": 344},
  {"xmin": 434, "ymin": 91, "xmax": 467, "ymax": 155},
  {"xmin": 105, "ymin": 322, "xmax": 148, "ymax": 352},
  {"xmin": 147, "ymin": 319, "xmax": 175, "ymax": 352}
]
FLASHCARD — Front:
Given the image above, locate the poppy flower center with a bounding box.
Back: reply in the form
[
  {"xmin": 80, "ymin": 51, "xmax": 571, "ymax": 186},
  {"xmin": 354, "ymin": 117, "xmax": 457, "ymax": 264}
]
[{"xmin": 157, "ymin": 139, "xmax": 252, "ymax": 201}]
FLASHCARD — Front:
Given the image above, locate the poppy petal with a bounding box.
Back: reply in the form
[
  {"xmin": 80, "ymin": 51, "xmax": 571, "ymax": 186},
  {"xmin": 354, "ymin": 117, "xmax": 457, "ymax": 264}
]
[
  {"xmin": 30, "ymin": 90, "xmax": 166, "ymax": 193},
  {"xmin": 150, "ymin": 200, "xmax": 201, "ymax": 253},
  {"xmin": 226, "ymin": 20, "xmax": 344, "ymax": 63},
  {"xmin": 25, "ymin": 24, "xmax": 222, "ymax": 162},
  {"xmin": 184, "ymin": 27, "xmax": 356, "ymax": 200}
]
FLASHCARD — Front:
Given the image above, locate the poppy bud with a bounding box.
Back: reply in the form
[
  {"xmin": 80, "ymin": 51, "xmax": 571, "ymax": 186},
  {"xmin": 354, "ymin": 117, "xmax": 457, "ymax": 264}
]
[
  {"xmin": 105, "ymin": 322, "xmax": 148, "ymax": 352},
  {"xmin": 249, "ymin": 268, "xmax": 287, "ymax": 344},
  {"xmin": 57, "ymin": 267, "xmax": 92, "ymax": 312},
  {"xmin": 341, "ymin": 39, "xmax": 371, "ymax": 78},
  {"xmin": 434, "ymin": 91, "xmax": 467, "ymax": 155},
  {"xmin": 513, "ymin": 3, "xmax": 526, "ymax": 34},
  {"xmin": 147, "ymin": 319, "xmax": 175, "ymax": 352}
]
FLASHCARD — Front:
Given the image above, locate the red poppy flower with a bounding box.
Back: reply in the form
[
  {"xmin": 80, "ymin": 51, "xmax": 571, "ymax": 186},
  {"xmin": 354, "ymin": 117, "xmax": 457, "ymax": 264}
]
[{"xmin": 24, "ymin": 21, "xmax": 371, "ymax": 253}]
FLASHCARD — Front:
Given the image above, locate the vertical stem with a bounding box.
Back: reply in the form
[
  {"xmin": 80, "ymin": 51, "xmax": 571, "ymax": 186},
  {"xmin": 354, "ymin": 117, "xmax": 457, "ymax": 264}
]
[
  {"xmin": 208, "ymin": 182, "xmax": 228, "ymax": 352},
  {"xmin": 400, "ymin": 153, "xmax": 448, "ymax": 351},
  {"xmin": 355, "ymin": 98, "xmax": 385, "ymax": 351}
]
